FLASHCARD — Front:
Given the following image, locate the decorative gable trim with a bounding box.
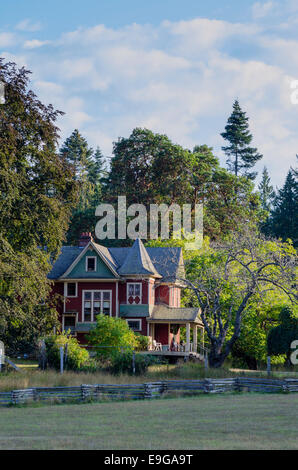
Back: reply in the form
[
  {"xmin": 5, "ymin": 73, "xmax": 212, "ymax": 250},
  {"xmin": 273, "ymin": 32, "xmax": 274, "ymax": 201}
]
[{"xmin": 59, "ymin": 241, "xmax": 120, "ymax": 279}]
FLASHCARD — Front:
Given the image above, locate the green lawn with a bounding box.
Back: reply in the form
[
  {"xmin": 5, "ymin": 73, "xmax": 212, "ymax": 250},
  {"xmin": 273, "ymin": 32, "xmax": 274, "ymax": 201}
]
[{"xmin": 0, "ymin": 393, "xmax": 297, "ymax": 450}]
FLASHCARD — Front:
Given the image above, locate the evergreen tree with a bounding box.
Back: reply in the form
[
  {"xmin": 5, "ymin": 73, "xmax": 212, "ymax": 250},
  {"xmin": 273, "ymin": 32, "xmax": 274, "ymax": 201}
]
[
  {"xmin": 60, "ymin": 130, "xmax": 94, "ymax": 211},
  {"xmin": 221, "ymin": 100, "xmax": 263, "ymax": 179},
  {"xmin": 269, "ymin": 169, "xmax": 298, "ymax": 246},
  {"xmin": 258, "ymin": 166, "xmax": 275, "ymax": 212},
  {"xmin": 88, "ymin": 146, "xmax": 108, "ymax": 186},
  {"xmin": 61, "ymin": 134, "xmax": 108, "ymax": 244}
]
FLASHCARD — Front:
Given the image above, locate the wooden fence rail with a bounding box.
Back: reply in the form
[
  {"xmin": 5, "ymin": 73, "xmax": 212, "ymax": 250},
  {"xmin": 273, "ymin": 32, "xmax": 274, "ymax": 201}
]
[{"xmin": 0, "ymin": 377, "xmax": 297, "ymax": 406}]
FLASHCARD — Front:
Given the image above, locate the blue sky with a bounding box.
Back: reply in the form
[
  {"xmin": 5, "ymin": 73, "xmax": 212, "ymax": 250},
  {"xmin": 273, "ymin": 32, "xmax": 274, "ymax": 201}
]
[{"xmin": 1, "ymin": 0, "xmax": 298, "ymax": 187}]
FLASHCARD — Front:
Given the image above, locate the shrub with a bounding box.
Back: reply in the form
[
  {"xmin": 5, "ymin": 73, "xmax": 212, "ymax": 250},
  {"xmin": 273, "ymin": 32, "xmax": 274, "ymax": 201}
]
[
  {"xmin": 267, "ymin": 306, "xmax": 298, "ymax": 365},
  {"xmin": 87, "ymin": 314, "xmax": 138, "ymax": 360},
  {"xmin": 110, "ymin": 351, "xmax": 160, "ymax": 375},
  {"xmin": 44, "ymin": 332, "xmax": 90, "ymax": 370},
  {"xmin": 135, "ymin": 333, "xmax": 150, "ymax": 351}
]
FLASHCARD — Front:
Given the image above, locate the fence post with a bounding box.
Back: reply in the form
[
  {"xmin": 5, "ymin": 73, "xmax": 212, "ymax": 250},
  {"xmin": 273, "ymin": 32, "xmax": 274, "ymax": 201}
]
[
  {"xmin": 60, "ymin": 347, "xmax": 64, "ymax": 374},
  {"xmin": 144, "ymin": 383, "xmax": 152, "ymax": 399},
  {"xmin": 132, "ymin": 350, "xmax": 135, "ymax": 375},
  {"xmin": 64, "ymin": 343, "xmax": 68, "ymax": 369},
  {"xmin": 204, "ymin": 379, "xmax": 212, "ymax": 393},
  {"xmin": 267, "ymin": 356, "xmax": 271, "ymax": 377},
  {"xmin": 0, "ymin": 340, "xmax": 4, "ymax": 373},
  {"xmin": 234, "ymin": 377, "xmax": 241, "ymax": 392}
]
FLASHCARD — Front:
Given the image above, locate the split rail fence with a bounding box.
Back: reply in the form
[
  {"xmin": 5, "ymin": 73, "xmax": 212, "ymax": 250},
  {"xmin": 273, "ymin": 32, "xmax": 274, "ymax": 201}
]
[{"xmin": 0, "ymin": 377, "xmax": 297, "ymax": 406}]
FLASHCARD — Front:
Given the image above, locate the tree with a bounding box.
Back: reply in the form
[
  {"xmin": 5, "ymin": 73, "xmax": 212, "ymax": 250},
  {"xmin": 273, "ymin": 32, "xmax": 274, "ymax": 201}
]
[
  {"xmin": 0, "ymin": 60, "xmax": 77, "ymax": 255},
  {"xmin": 60, "ymin": 134, "xmax": 107, "ymax": 244},
  {"xmin": 105, "ymin": 128, "xmax": 262, "ymax": 242},
  {"xmin": 258, "ymin": 167, "xmax": 275, "ymax": 212},
  {"xmin": 0, "ymin": 60, "xmax": 78, "ymax": 353},
  {"xmin": 231, "ymin": 291, "xmax": 291, "ymax": 369},
  {"xmin": 155, "ymin": 229, "xmax": 297, "ymax": 368},
  {"xmin": 269, "ymin": 169, "xmax": 298, "ymax": 246},
  {"xmin": 87, "ymin": 314, "xmax": 139, "ymax": 360},
  {"xmin": 221, "ymin": 100, "xmax": 262, "ymax": 179},
  {"xmin": 88, "ymin": 146, "xmax": 108, "ymax": 187},
  {"xmin": 60, "ymin": 129, "xmax": 94, "ymax": 211},
  {"xmin": 267, "ymin": 306, "xmax": 298, "ymax": 366}
]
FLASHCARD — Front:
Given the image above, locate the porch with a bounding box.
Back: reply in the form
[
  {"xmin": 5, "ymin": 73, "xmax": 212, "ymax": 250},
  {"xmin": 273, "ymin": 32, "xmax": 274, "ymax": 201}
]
[{"xmin": 144, "ymin": 305, "xmax": 206, "ymax": 361}]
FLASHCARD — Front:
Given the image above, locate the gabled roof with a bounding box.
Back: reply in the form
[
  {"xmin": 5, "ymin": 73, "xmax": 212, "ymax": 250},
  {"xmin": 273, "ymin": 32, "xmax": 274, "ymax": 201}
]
[
  {"xmin": 49, "ymin": 241, "xmax": 120, "ymax": 279},
  {"xmin": 48, "ymin": 246, "xmax": 83, "ymax": 279},
  {"xmin": 48, "ymin": 239, "xmax": 184, "ymax": 281},
  {"xmin": 117, "ymin": 239, "xmax": 161, "ymax": 277}
]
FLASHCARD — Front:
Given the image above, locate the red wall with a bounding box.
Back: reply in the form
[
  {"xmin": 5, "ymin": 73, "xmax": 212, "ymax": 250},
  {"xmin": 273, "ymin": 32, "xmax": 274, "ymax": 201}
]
[
  {"xmin": 154, "ymin": 324, "xmax": 169, "ymax": 345},
  {"xmin": 118, "ymin": 280, "xmax": 149, "ymax": 304},
  {"xmin": 61, "ymin": 281, "xmax": 118, "ymax": 320}
]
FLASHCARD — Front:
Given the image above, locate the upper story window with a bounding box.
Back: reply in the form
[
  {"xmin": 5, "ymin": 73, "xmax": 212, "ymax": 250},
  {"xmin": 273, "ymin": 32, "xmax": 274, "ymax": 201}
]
[
  {"xmin": 65, "ymin": 282, "xmax": 77, "ymax": 297},
  {"xmin": 83, "ymin": 290, "xmax": 111, "ymax": 321},
  {"xmin": 127, "ymin": 283, "xmax": 142, "ymax": 304},
  {"xmin": 86, "ymin": 256, "xmax": 97, "ymax": 272}
]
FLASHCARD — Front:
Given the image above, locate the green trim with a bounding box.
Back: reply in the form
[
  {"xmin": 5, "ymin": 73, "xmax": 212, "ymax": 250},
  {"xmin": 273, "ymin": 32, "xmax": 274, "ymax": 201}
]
[{"xmin": 119, "ymin": 304, "xmax": 153, "ymax": 317}]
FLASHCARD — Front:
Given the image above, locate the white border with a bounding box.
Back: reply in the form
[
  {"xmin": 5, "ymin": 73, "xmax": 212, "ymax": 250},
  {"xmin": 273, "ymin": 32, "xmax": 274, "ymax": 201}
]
[
  {"xmin": 126, "ymin": 319, "xmax": 142, "ymax": 331},
  {"xmin": 62, "ymin": 312, "xmax": 78, "ymax": 334},
  {"xmin": 126, "ymin": 282, "xmax": 142, "ymax": 304},
  {"xmin": 82, "ymin": 289, "xmax": 112, "ymax": 321},
  {"xmin": 64, "ymin": 281, "xmax": 78, "ymax": 298},
  {"xmin": 86, "ymin": 256, "xmax": 97, "ymax": 272}
]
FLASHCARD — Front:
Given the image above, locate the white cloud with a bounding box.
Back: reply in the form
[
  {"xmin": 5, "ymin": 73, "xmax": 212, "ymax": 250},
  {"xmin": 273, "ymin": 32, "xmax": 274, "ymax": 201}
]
[
  {"xmin": 0, "ymin": 33, "xmax": 15, "ymax": 47},
  {"xmin": 252, "ymin": 2, "xmax": 276, "ymax": 19},
  {"xmin": 2, "ymin": 15, "xmax": 297, "ymax": 187},
  {"xmin": 23, "ymin": 39, "xmax": 50, "ymax": 49},
  {"xmin": 15, "ymin": 19, "xmax": 42, "ymax": 32}
]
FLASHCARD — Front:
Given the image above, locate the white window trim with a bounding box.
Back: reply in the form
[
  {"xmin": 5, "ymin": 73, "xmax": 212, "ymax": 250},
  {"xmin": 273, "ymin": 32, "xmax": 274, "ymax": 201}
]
[
  {"xmin": 85, "ymin": 256, "xmax": 97, "ymax": 272},
  {"xmin": 82, "ymin": 289, "xmax": 112, "ymax": 322},
  {"xmin": 64, "ymin": 282, "xmax": 78, "ymax": 298},
  {"xmin": 127, "ymin": 282, "xmax": 142, "ymax": 304},
  {"xmin": 126, "ymin": 319, "xmax": 142, "ymax": 332},
  {"xmin": 62, "ymin": 313, "xmax": 78, "ymax": 334}
]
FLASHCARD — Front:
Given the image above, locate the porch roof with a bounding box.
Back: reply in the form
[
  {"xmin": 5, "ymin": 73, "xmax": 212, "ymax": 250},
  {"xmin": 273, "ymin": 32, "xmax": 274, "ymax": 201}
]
[{"xmin": 148, "ymin": 305, "xmax": 203, "ymax": 326}]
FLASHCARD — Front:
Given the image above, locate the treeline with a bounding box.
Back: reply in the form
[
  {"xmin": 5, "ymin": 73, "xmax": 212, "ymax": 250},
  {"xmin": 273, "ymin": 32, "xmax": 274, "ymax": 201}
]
[
  {"xmin": 61, "ymin": 102, "xmax": 297, "ymax": 247},
  {"xmin": 0, "ymin": 59, "xmax": 296, "ymax": 364}
]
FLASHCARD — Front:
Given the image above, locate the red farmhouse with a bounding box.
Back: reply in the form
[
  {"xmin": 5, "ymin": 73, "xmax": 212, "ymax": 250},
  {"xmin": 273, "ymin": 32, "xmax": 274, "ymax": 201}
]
[{"xmin": 48, "ymin": 233, "xmax": 204, "ymax": 355}]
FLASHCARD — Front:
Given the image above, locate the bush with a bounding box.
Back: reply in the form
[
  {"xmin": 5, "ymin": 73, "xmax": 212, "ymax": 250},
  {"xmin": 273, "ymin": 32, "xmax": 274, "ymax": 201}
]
[
  {"xmin": 110, "ymin": 351, "xmax": 160, "ymax": 375},
  {"xmin": 135, "ymin": 333, "xmax": 150, "ymax": 351},
  {"xmin": 44, "ymin": 332, "xmax": 90, "ymax": 370},
  {"xmin": 87, "ymin": 314, "xmax": 139, "ymax": 360}
]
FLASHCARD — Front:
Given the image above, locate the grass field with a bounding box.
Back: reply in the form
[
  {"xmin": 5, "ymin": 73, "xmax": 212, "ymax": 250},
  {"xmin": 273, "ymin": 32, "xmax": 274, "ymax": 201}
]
[
  {"xmin": 0, "ymin": 393, "xmax": 297, "ymax": 450},
  {"xmin": 1, "ymin": 360, "xmax": 297, "ymax": 392}
]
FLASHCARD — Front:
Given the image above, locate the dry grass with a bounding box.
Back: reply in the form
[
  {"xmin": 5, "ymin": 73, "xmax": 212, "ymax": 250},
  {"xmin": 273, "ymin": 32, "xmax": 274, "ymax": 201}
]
[
  {"xmin": 0, "ymin": 393, "xmax": 297, "ymax": 450},
  {"xmin": 0, "ymin": 360, "xmax": 297, "ymax": 392}
]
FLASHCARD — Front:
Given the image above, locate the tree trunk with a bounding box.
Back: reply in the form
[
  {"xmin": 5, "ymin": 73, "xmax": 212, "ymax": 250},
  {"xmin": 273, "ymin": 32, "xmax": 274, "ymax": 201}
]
[{"xmin": 208, "ymin": 343, "xmax": 230, "ymax": 368}]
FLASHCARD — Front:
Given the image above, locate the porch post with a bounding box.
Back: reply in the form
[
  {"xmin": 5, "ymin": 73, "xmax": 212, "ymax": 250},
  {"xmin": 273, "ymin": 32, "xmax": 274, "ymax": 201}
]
[
  {"xmin": 186, "ymin": 322, "xmax": 190, "ymax": 353},
  {"xmin": 193, "ymin": 325, "xmax": 198, "ymax": 353},
  {"xmin": 201, "ymin": 327, "xmax": 204, "ymax": 348}
]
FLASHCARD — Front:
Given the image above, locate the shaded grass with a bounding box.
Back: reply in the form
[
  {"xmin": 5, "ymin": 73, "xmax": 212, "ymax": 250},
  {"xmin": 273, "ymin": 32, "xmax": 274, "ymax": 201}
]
[{"xmin": 0, "ymin": 393, "xmax": 297, "ymax": 450}]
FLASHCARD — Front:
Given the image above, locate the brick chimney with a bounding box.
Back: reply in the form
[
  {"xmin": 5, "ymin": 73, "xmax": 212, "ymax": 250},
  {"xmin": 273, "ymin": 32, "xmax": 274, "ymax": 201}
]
[{"xmin": 78, "ymin": 232, "xmax": 93, "ymax": 247}]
